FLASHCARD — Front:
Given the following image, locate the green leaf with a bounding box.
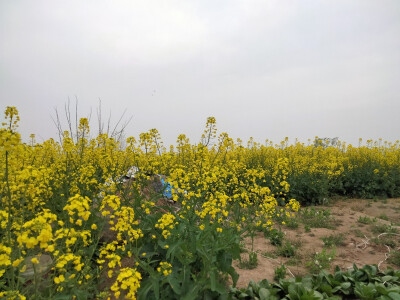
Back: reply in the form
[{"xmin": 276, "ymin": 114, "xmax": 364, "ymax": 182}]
[
  {"xmin": 259, "ymin": 288, "xmax": 271, "ymax": 300},
  {"xmin": 388, "ymin": 292, "xmax": 400, "ymax": 300},
  {"xmin": 288, "ymin": 283, "xmax": 304, "ymax": 299},
  {"xmin": 53, "ymin": 295, "xmax": 73, "ymax": 300},
  {"xmin": 340, "ymin": 282, "xmax": 351, "ymax": 289},
  {"xmin": 319, "ymin": 284, "xmax": 333, "ymax": 295},
  {"xmin": 166, "ymin": 240, "xmax": 184, "ymax": 261},
  {"xmin": 217, "ymin": 292, "xmax": 230, "ymax": 300},
  {"xmin": 214, "ymin": 282, "xmax": 229, "ymax": 295},
  {"xmin": 168, "ymin": 273, "xmax": 182, "ymax": 295},
  {"xmin": 153, "ymin": 277, "xmax": 160, "ymax": 300},
  {"xmin": 301, "ymin": 277, "xmax": 313, "ymax": 290},
  {"xmin": 210, "ymin": 270, "xmax": 217, "ymax": 291},
  {"xmin": 249, "ymin": 280, "xmax": 257, "ymax": 290},
  {"xmin": 376, "ymin": 284, "xmax": 389, "ymax": 295},
  {"xmin": 228, "ymin": 266, "xmax": 239, "ymax": 287},
  {"xmin": 259, "ymin": 279, "xmax": 270, "ymax": 289},
  {"xmin": 217, "ymin": 251, "xmax": 233, "ymax": 272},
  {"xmin": 74, "ymin": 290, "xmax": 89, "ymax": 300},
  {"xmin": 355, "ymin": 282, "xmax": 377, "ymax": 300},
  {"xmin": 377, "ymin": 296, "xmax": 392, "ymax": 300},
  {"xmin": 382, "ymin": 276, "xmax": 396, "ymax": 283},
  {"xmin": 247, "ymin": 286, "xmax": 254, "ymax": 297},
  {"xmin": 181, "ymin": 284, "xmax": 201, "ymax": 300},
  {"xmin": 137, "ymin": 278, "xmax": 154, "ymax": 300}
]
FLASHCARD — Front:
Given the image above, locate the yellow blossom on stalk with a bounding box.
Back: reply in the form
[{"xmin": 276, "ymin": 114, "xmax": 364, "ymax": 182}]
[
  {"xmin": 0, "ymin": 107, "xmax": 21, "ymax": 155},
  {"xmin": 0, "ymin": 291, "xmax": 26, "ymax": 300},
  {"xmin": 196, "ymin": 192, "xmax": 230, "ymax": 220},
  {"xmin": 31, "ymin": 257, "xmax": 39, "ymax": 264},
  {"xmin": 54, "ymin": 226, "xmax": 91, "ymax": 248},
  {"xmin": 16, "ymin": 210, "xmax": 57, "ymax": 251},
  {"xmin": 63, "ymin": 194, "xmax": 91, "ymax": 224},
  {"xmin": 110, "ymin": 267, "xmax": 141, "ymax": 300},
  {"xmin": 54, "ymin": 274, "xmax": 65, "ymax": 284},
  {"xmin": 285, "ymin": 198, "xmax": 300, "ymax": 212},
  {"xmin": 100, "ymin": 195, "xmax": 121, "ymax": 214},
  {"xmin": 155, "ymin": 213, "xmax": 176, "ymax": 239},
  {"xmin": 0, "ymin": 210, "xmax": 9, "ymax": 229},
  {"xmin": 12, "ymin": 258, "xmax": 23, "ymax": 267},
  {"xmin": 110, "ymin": 206, "xmax": 143, "ymax": 242},
  {"xmin": 0, "ymin": 128, "xmax": 21, "ymax": 152},
  {"xmin": 157, "ymin": 261, "xmax": 172, "ymax": 276},
  {"xmin": 98, "ymin": 242, "xmax": 122, "ymax": 270},
  {"xmin": 0, "ymin": 244, "xmax": 12, "ymax": 278}
]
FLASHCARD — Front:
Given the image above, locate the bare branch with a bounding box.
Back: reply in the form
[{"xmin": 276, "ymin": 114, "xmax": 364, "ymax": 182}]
[
  {"xmin": 51, "ymin": 98, "xmax": 133, "ymax": 148},
  {"xmin": 50, "ymin": 107, "xmax": 63, "ymax": 144},
  {"xmin": 75, "ymin": 95, "xmax": 78, "ymax": 143},
  {"xmin": 65, "ymin": 97, "xmax": 73, "ymax": 140},
  {"xmin": 111, "ymin": 108, "xmax": 127, "ymax": 138}
]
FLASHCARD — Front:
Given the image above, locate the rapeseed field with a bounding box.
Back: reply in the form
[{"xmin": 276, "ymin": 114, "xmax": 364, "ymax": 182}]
[{"xmin": 1, "ymin": 107, "xmax": 399, "ymax": 299}]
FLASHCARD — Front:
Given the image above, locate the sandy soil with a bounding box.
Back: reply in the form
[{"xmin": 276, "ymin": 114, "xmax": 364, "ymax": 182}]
[{"xmin": 234, "ymin": 198, "xmax": 400, "ymax": 288}]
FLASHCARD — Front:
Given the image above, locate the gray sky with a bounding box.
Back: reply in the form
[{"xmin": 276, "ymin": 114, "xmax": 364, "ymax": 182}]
[{"xmin": 1, "ymin": 0, "xmax": 399, "ymax": 146}]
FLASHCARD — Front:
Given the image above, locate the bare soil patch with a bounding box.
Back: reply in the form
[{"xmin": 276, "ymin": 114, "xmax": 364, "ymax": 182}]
[{"xmin": 234, "ymin": 197, "xmax": 400, "ymax": 288}]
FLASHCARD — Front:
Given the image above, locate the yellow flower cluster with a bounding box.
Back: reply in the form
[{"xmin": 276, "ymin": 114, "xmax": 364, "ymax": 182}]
[
  {"xmin": 110, "ymin": 206, "xmax": 143, "ymax": 241},
  {"xmin": 98, "ymin": 242, "xmax": 122, "ymax": 270},
  {"xmin": 53, "ymin": 252, "xmax": 84, "ymax": 286},
  {"xmin": 0, "ymin": 244, "xmax": 11, "ymax": 277},
  {"xmin": 286, "ymin": 198, "xmax": 300, "ymax": 212},
  {"xmin": 53, "ymin": 226, "xmax": 92, "ymax": 248},
  {"xmin": 0, "ymin": 291, "xmax": 26, "ymax": 300},
  {"xmin": 100, "ymin": 195, "xmax": 121, "ymax": 215},
  {"xmin": 196, "ymin": 192, "xmax": 229, "ymax": 220},
  {"xmin": 110, "ymin": 267, "xmax": 142, "ymax": 299},
  {"xmin": 55, "ymin": 253, "xmax": 84, "ymax": 272},
  {"xmin": 157, "ymin": 261, "xmax": 172, "ymax": 276},
  {"xmin": 155, "ymin": 213, "xmax": 176, "ymax": 239},
  {"xmin": 16, "ymin": 210, "xmax": 57, "ymax": 250},
  {"xmin": 256, "ymin": 196, "xmax": 278, "ymax": 228},
  {"xmin": 0, "ymin": 128, "xmax": 20, "ymax": 151},
  {"xmin": 63, "ymin": 194, "xmax": 91, "ymax": 226},
  {"xmin": 0, "ymin": 210, "xmax": 8, "ymax": 229}
]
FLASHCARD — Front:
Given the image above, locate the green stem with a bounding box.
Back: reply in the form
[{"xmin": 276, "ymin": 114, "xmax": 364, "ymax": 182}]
[
  {"xmin": 5, "ymin": 150, "xmax": 16, "ymax": 289},
  {"xmin": 33, "ymin": 262, "xmax": 38, "ymax": 300}
]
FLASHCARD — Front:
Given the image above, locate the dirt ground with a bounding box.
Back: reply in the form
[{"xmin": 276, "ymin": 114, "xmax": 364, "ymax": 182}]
[{"xmin": 234, "ymin": 198, "xmax": 400, "ymax": 288}]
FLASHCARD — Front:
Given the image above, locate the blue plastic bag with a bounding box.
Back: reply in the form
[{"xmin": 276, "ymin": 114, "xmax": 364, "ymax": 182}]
[{"xmin": 160, "ymin": 176, "xmax": 173, "ymax": 198}]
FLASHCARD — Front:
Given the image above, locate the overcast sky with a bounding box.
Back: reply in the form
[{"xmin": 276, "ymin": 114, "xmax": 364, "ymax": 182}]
[{"xmin": 1, "ymin": 0, "xmax": 399, "ymax": 146}]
